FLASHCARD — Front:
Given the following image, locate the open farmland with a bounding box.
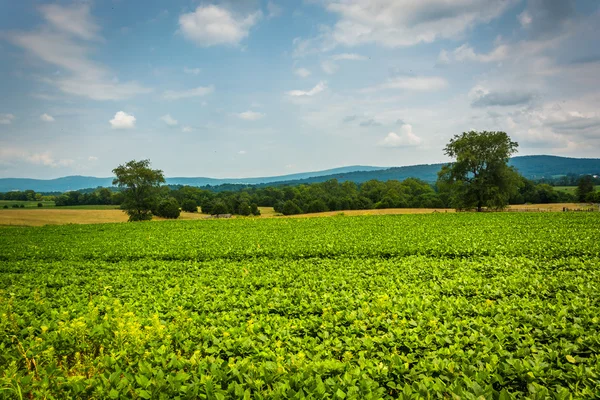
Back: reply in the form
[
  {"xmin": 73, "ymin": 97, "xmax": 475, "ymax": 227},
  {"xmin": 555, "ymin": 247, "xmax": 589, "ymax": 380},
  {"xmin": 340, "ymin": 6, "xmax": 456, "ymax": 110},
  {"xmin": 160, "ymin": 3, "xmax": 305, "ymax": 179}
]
[{"xmin": 1, "ymin": 213, "xmax": 600, "ymax": 399}]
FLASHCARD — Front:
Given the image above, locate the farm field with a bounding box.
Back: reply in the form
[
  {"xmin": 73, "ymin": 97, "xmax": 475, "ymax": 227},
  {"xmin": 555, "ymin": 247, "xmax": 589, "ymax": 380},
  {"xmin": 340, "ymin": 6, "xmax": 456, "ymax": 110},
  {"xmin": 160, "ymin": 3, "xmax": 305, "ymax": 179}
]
[
  {"xmin": 0, "ymin": 203, "xmax": 596, "ymax": 227},
  {"xmin": 1, "ymin": 213, "xmax": 599, "ymax": 398}
]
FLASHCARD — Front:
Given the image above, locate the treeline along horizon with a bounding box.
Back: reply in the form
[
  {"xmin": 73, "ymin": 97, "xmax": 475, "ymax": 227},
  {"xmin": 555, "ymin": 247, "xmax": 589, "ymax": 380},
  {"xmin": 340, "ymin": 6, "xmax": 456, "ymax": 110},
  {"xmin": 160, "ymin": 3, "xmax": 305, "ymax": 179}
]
[{"xmin": 2, "ymin": 175, "xmax": 595, "ymax": 215}]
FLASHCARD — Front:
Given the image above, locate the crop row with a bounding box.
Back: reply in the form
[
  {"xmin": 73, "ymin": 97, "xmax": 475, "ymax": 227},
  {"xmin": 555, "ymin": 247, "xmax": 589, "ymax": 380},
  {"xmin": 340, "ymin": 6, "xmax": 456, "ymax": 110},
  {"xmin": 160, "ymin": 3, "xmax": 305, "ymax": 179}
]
[
  {"xmin": 2, "ymin": 255, "xmax": 600, "ymax": 398},
  {"xmin": 1, "ymin": 213, "xmax": 599, "ymax": 262}
]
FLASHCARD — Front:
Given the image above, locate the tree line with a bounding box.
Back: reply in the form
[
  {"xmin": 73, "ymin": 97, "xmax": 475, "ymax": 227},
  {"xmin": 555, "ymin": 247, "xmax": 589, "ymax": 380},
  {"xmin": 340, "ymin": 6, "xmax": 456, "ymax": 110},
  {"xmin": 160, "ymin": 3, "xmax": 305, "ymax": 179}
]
[
  {"xmin": 2, "ymin": 173, "xmax": 595, "ymax": 216},
  {"xmin": 2, "ymin": 132, "xmax": 598, "ymax": 220}
]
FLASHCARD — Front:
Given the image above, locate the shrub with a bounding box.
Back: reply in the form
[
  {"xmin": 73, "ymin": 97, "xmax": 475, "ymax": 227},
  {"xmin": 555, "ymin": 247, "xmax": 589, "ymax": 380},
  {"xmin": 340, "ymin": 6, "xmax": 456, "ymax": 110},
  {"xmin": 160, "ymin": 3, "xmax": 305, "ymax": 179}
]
[
  {"xmin": 155, "ymin": 198, "xmax": 180, "ymax": 219},
  {"xmin": 19, "ymin": 204, "xmax": 25, "ymax": 208},
  {"xmin": 307, "ymin": 199, "xmax": 328, "ymax": 213},
  {"xmin": 37, "ymin": 202, "xmax": 43, "ymax": 208},
  {"xmin": 3, "ymin": 205, "xmax": 8, "ymax": 209},
  {"xmin": 250, "ymin": 203, "xmax": 261, "ymax": 216},
  {"xmin": 208, "ymin": 201, "xmax": 229, "ymax": 215},
  {"xmin": 281, "ymin": 200, "xmax": 302, "ymax": 216},
  {"xmin": 181, "ymin": 199, "xmax": 198, "ymax": 213},
  {"xmin": 12, "ymin": 204, "xmax": 19, "ymax": 208},
  {"xmin": 237, "ymin": 201, "xmax": 252, "ymax": 216}
]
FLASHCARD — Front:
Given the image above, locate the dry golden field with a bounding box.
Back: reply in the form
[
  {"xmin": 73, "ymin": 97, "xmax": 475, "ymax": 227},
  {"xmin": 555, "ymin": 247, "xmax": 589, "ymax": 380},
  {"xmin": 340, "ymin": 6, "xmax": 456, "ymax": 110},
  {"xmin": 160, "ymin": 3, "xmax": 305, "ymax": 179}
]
[{"xmin": 0, "ymin": 203, "xmax": 595, "ymax": 226}]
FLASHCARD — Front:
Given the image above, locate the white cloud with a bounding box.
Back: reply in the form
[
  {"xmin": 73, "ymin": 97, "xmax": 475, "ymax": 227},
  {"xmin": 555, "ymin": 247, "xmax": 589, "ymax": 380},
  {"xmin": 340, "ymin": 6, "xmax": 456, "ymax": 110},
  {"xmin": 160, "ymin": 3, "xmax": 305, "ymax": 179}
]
[
  {"xmin": 321, "ymin": 60, "xmax": 338, "ymax": 75},
  {"xmin": 182, "ymin": 126, "xmax": 193, "ymax": 133},
  {"xmin": 238, "ymin": 111, "xmax": 265, "ymax": 121},
  {"xmin": 27, "ymin": 152, "xmax": 74, "ymax": 167},
  {"xmin": 0, "ymin": 147, "xmax": 73, "ymax": 168},
  {"xmin": 362, "ymin": 76, "xmax": 448, "ymax": 92},
  {"xmin": 267, "ymin": 1, "xmax": 283, "ymax": 18},
  {"xmin": 88, "ymin": 156, "xmax": 98, "ymax": 161},
  {"xmin": 40, "ymin": 113, "xmax": 55, "ymax": 122},
  {"xmin": 294, "ymin": 68, "xmax": 311, "ymax": 78},
  {"xmin": 287, "ymin": 81, "xmax": 327, "ymax": 97},
  {"xmin": 322, "ymin": 53, "xmax": 367, "ymax": 74},
  {"xmin": 331, "ymin": 53, "xmax": 366, "ymax": 61},
  {"xmin": 183, "ymin": 67, "xmax": 201, "ymax": 75},
  {"xmin": 440, "ymin": 43, "xmax": 509, "ymax": 63},
  {"xmin": 238, "ymin": 150, "xmax": 247, "ymax": 155},
  {"xmin": 7, "ymin": 6, "xmax": 152, "ymax": 101},
  {"xmin": 39, "ymin": 3, "xmax": 101, "ymax": 41},
  {"xmin": 306, "ymin": 0, "xmax": 516, "ymax": 50},
  {"xmin": 469, "ymin": 85, "xmax": 534, "ymax": 107},
  {"xmin": 160, "ymin": 114, "xmax": 178, "ymax": 126},
  {"xmin": 109, "ymin": 111, "xmax": 136, "ymax": 129},
  {"xmin": 0, "ymin": 113, "xmax": 15, "ymax": 124},
  {"xmin": 378, "ymin": 125, "xmax": 422, "ymax": 147},
  {"xmin": 163, "ymin": 86, "xmax": 214, "ymax": 100},
  {"xmin": 179, "ymin": 5, "xmax": 261, "ymax": 47},
  {"xmin": 518, "ymin": 11, "xmax": 532, "ymax": 27}
]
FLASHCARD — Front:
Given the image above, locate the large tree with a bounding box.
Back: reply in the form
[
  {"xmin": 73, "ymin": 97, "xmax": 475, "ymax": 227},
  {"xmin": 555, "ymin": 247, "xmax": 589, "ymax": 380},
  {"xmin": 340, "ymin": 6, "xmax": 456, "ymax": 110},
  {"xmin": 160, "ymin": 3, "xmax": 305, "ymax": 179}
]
[
  {"xmin": 437, "ymin": 131, "xmax": 519, "ymax": 212},
  {"xmin": 576, "ymin": 175, "xmax": 595, "ymax": 202},
  {"xmin": 112, "ymin": 159, "xmax": 165, "ymax": 221}
]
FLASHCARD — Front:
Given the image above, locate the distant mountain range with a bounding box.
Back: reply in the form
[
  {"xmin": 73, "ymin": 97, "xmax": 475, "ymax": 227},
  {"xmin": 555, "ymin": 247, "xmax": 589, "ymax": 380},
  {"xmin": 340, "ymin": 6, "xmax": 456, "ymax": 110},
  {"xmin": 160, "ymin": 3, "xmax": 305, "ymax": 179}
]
[{"xmin": 1, "ymin": 155, "xmax": 599, "ymax": 192}]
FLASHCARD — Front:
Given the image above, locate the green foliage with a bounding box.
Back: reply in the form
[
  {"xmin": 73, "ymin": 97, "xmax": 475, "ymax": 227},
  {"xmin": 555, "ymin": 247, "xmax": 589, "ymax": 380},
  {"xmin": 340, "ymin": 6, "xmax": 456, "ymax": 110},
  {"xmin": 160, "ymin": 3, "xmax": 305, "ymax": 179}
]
[
  {"xmin": 576, "ymin": 175, "xmax": 595, "ymax": 202},
  {"xmin": 112, "ymin": 159, "xmax": 165, "ymax": 222},
  {"xmin": 155, "ymin": 197, "xmax": 181, "ymax": 219},
  {"xmin": 438, "ymin": 131, "xmax": 520, "ymax": 211},
  {"xmin": 280, "ymin": 200, "xmax": 302, "ymax": 215},
  {"xmin": 37, "ymin": 202, "xmax": 43, "ymax": 207},
  {"xmin": 181, "ymin": 199, "xmax": 198, "ymax": 213},
  {"xmin": 1, "ymin": 214, "xmax": 600, "ymax": 398}
]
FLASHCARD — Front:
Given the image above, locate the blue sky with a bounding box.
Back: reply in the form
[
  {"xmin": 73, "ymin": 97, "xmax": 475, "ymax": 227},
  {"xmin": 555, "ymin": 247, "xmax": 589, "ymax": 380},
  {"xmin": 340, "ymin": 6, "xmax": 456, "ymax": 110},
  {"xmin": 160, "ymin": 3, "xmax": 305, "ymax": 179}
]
[{"xmin": 1, "ymin": 0, "xmax": 599, "ymax": 179}]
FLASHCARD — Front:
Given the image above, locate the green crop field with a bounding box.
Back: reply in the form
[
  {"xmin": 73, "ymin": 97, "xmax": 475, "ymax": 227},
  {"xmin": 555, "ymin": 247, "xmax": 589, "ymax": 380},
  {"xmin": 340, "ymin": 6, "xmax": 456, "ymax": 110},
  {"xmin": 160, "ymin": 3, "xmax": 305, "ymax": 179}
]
[{"xmin": 1, "ymin": 213, "xmax": 599, "ymax": 399}]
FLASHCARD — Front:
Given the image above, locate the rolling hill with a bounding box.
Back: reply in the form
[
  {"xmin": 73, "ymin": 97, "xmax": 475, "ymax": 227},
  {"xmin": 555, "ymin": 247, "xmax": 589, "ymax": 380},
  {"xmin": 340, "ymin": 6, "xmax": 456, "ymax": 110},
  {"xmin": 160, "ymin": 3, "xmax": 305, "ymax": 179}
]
[{"xmin": 0, "ymin": 155, "xmax": 598, "ymax": 192}]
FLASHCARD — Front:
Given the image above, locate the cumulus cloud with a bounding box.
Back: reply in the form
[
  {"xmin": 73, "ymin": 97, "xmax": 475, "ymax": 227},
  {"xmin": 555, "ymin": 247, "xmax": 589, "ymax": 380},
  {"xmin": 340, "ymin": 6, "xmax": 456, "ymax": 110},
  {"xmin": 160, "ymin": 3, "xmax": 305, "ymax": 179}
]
[
  {"xmin": 238, "ymin": 150, "xmax": 247, "ymax": 155},
  {"xmin": 7, "ymin": 4, "xmax": 151, "ymax": 101},
  {"xmin": 0, "ymin": 113, "xmax": 15, "ymax": 124},
  {"xmin": 362, "ymin": 76, "xmax": 448, "ymax": 92},
  {"xmin": 160, "ymin": 114, "xmax": 178, "ymax": 126},
  {"xmin": 322, "ymin": 53, "xmax": 367, "ymax": 74},
  {"xmin": 39, "ymin": 3, "xmax": 101, "ymax": 41},
  {"xmin": 296, "ymin": 0, "xmax": 515, "ymax": 52},
  {"xmin": 439, "ymin": 43, "xmax": 509, "ymax": 64},
  {"xmin": 359, "ymin": 118, "xmax": 381, "ymax": 127},
  {"xmin": 287, "ymin": 81, "xmax": 327, "ymax": 97},
  {"xmin": 40, "ymin": 113, "xmax": 55, "ymax": 122},
  {"xmin": 331, "ymin": 53, "xmax": 367, "ymax": 61},
  {"xmin": 378, "ymin": 124, "xmax": 422, "ymax": 147},
  {"xmin": 88, "ymin": 156, "xmax": 98, "ymax": 161},
  {"xmin": 470, "ymin": 85, "xmax": 534, "ymax": 107},
  {"xmin": 183, "ymin": 67, "xmax": 201, "ymax": 75},
  {"xmin": 109, "ymin": 111, "xmax": 136, "ymax": 129},
  {"xmin": 181, "ymin": 126, "xmax": 193, "ymax": 133},
  {"xmin": 267, "ymin": 1, "xmax": 283, "ymax": 18},
  {"xmin": 294, "ymin": 68, "xmax": 311, "ymax": 78},
  {"xmin": 321, "ymin": 61, "xmax": 338, "ymax": 75},
  {"xmin": 0, "ymin": 147, "xmax": 73, "ymax": 168},
  {"xmin": 179, "ymin": 5, "xmax": 261, "ymax": 47},
  {"xmin": 519, "ymin": 0, "xmax": 575, "ymax": 38},
  {"xmin": 238, "ymin": 111, "xmax": 265, "ymax": 121},
  {"xmin": 163, "ymin": 86, "xmax": 214, "ymax": 100}
]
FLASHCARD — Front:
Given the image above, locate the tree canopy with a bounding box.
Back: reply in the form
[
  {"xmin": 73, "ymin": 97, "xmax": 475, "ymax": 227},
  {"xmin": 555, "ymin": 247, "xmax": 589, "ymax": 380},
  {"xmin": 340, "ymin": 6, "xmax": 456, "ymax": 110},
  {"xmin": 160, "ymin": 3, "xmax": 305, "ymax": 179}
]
[
  {"xmin": 112, "ymin": 159, "xmax": 165, "ymax": 221},
  {"xmin": 437, "ymin": 131, "xmax": 519, "ymax": 211}
]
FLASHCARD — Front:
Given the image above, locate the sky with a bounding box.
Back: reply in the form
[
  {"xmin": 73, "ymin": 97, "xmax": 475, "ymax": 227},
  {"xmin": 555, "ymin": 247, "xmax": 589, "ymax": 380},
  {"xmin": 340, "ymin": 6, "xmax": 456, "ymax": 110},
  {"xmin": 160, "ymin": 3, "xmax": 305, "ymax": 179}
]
[{"xmin": 0, "ymin": 0, "xmax": 599, "ymax": 179}]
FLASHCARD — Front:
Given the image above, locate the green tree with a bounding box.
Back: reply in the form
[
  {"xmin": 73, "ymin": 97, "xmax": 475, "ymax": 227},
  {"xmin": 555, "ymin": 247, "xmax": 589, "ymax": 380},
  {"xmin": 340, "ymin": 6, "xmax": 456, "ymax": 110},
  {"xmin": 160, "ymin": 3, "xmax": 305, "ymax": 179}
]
[
  {"xmin": 437, "ymin": 131, "xmax": 519, "ymax": 212},
  {"xmin": 576, "ymin": 175, "xmax": 595, "ymax": 202},
  {"xmin": 112, "ymin": 159, "xmax": 165, "ymax": 221},
  {"xmin": 181, "ymin": 199, "xmax": 198, "ymax": 213},
  {"xmin": 155, "ymin": 197, "xmax": 180, "ymax": 219}
]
